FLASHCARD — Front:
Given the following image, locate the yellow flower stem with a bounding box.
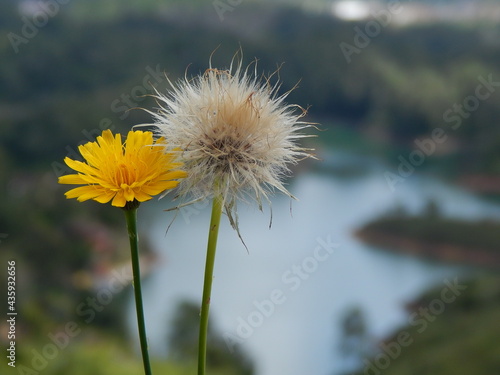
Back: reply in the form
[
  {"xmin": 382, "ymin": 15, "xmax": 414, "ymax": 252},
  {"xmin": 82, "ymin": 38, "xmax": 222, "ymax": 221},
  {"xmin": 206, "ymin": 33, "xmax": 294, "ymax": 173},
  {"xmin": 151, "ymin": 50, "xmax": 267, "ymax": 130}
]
[
  {"xmin": 123, "ymin": 205, "xmax": 153, "ymax": 375},
  {"xmin": 198, "ymin": 194, "xmax": 224, "ymax": 375}
]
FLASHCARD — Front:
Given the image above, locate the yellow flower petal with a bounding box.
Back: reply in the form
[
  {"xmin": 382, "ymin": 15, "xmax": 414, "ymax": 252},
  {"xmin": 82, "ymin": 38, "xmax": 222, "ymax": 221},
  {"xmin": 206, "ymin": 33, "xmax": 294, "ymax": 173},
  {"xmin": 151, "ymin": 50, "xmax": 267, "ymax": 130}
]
[
  {"xmin": 93, "ymin": 191, "xmax": 116, "ymax": 204},
  {"xmin": 141, "ymin": 180, "xmax": 180, "ymax": 195},
  {"xmin": 159, "ymin": 170, "xmax": 188, "ymax": 180},
  {"xmin": 64, "ymin": 158, "xmax": 99, "ymax": 176},
  {"xmin": 134, "ymin": 190, "xmax": 153, "ymax": 202},
  {"xmin": 122, "ymin": 185, "xmax": 135, "ymax": 202},
  {"xmin": 65, "ymin": 186, "xmax": 103, "ymax": 201},
  {"xmin": 58, "ymin": 174, "xmax": 88, "ymax": 185},
  {"xmin": 111, "ymin": 191, "xmax": 127, "ymax": 207}
]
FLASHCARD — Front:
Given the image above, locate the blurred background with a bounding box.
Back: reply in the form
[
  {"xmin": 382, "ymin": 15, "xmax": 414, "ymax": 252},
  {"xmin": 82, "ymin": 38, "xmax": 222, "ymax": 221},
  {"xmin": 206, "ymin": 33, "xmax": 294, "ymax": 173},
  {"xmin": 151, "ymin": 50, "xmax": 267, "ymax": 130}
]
[{"xmin": 1, "ymin": 0, "xmax": 500, "ymax": 374}]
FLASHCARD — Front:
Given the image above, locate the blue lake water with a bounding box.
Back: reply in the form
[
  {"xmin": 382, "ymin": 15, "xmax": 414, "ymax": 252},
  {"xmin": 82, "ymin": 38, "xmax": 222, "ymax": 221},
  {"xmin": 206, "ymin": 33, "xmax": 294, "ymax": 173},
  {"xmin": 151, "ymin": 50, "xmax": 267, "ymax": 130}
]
[{"xmin": 131, "ymin": 150, "xmax": 500, "ymax": 375}]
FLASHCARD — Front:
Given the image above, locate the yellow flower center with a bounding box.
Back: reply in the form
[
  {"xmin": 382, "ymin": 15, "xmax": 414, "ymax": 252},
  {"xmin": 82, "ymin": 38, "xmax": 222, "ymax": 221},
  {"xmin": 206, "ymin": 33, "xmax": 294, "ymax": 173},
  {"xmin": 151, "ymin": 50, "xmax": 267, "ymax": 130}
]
[{"xmin": 117, "ymin": 163, "xmax": 132, "ymax": 186}]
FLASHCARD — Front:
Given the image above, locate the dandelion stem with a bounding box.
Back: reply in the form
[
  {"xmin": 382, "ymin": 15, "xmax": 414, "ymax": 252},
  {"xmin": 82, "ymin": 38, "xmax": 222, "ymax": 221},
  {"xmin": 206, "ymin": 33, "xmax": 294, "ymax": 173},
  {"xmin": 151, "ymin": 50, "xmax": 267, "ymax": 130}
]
[
  {"xmin": 124, "ymin": 206, "xmax": 153, "ymax": 375},
  {"xmin": 198, "ymin": 194, "xmax": 224, "ymax": 375}
]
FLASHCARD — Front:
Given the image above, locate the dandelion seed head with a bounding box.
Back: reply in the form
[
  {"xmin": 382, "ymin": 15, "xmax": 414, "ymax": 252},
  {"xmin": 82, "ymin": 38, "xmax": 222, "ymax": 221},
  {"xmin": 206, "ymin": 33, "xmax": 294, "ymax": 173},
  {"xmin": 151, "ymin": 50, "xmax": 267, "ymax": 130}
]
[{"xmin": 151, "ymin": 55, "xmax": 314, "ymax": 224}]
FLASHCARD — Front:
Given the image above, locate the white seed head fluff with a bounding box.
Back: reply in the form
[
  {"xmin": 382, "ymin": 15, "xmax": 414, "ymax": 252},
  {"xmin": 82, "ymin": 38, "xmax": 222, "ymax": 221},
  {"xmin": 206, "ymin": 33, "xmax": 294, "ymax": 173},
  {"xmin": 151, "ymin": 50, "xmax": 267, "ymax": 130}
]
[{"xmin": 150, "ymin": 55, "xmax": 314, "ymax": 229}]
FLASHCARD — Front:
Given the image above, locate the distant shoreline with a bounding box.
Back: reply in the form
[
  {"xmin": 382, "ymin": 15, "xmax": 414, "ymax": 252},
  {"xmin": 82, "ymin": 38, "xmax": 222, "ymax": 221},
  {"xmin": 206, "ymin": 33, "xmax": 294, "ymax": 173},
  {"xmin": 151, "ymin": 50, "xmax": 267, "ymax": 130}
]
[{"xmin": 355, "ymin": 228, "xmax": 500, "ymax": 270}]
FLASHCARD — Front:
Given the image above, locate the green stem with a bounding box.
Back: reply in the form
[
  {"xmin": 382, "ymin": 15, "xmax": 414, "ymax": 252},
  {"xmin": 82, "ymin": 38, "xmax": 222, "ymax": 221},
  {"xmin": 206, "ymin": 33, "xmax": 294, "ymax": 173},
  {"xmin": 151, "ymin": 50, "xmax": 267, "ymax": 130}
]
[
  {"xmin": 198, "ymin": 195, "xmax": 224, "ymax": 375},
  {"xmin": 124, "ymin": 207, "xmax": 153, "ymax": 375}
]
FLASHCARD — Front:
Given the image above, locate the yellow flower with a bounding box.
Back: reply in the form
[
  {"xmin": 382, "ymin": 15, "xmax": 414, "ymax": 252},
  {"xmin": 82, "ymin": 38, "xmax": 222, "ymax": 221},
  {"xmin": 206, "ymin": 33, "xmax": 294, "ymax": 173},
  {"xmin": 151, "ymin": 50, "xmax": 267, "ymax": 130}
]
[{"xmin": 58, "ymin": 129, "xmax": 187, "ymax": 207}]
